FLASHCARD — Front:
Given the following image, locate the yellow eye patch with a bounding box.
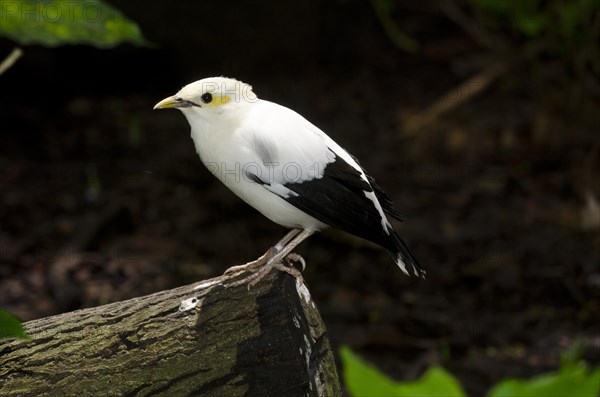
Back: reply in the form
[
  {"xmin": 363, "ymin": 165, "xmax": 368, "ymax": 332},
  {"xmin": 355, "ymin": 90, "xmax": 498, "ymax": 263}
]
[{"xmin": 204, "ymin": 94, "xmax": 231, "ymax": 107}]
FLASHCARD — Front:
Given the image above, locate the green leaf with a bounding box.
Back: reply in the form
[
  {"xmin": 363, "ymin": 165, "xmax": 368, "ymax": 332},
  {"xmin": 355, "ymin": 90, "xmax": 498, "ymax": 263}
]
[
  {"xmin": 340, "ymin": 345, "xmax": 401, "ymax": 397},
  {"xmin": 0, "ymin": 0, "xmax": 148, "ymax": 48},
  {"xmin": 488, "ymin": 362, "xmax": 600, "ymax": 397},
  {"xmin": 340, "ymin": 345, "xmax": 467, "ymax": 397},
  {"xmin": 0, "ymin": 309, "xmax": 29, "ymax": 340},
  {"xmin": 394, "ymin": 367, "xmax": 467, "ymax": 397}
]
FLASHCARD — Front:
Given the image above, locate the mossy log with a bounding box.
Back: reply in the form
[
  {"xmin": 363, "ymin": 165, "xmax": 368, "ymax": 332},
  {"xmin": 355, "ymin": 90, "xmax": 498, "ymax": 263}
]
[{"xmin": 0, "ymin": 271, "xmax": 341, "ymax": 396}]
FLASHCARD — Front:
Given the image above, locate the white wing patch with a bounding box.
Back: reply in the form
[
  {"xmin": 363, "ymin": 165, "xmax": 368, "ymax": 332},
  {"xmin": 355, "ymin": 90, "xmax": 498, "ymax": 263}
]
[
  {"xmin": 262, "ymin": 182, "xmax": 299, "ymax": 199},
  {"xmin": 363, "ymin": 189, "xmax": 391, "ymax": 233}
]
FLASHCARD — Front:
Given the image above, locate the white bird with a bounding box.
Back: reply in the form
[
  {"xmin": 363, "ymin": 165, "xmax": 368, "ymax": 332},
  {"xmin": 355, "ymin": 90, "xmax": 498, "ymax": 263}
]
[{"xmin": 154, "ymin": 77, "xmax": 425, "ymax": 286}]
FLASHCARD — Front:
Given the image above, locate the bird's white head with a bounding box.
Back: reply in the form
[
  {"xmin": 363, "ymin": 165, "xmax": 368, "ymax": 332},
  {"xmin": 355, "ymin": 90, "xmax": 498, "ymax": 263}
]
[{"xmin": 153, "ymin": 77, "xmax": 257, "ymax": 124}]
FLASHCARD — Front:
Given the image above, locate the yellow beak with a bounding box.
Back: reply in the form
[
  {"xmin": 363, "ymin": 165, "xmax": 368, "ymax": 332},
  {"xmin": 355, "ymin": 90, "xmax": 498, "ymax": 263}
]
[{"xmin": 153, "ymin": 96, "xmax": 180, "ymax": 110}]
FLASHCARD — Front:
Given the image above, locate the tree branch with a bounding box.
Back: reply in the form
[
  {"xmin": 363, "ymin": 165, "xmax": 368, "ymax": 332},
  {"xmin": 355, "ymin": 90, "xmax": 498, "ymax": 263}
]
[{"xmin": 0, "ymin": 48, "xmax": 23, "ymax": 76}]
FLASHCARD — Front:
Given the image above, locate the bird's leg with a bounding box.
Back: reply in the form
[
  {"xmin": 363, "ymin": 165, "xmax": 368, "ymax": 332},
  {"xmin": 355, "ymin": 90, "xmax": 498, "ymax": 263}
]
[
  {"xmin": 223, "ymin": 229, "xmax": 302, "ymax": 276},
  {"xmin": 273, "ymin": 228, "xmax": 302, "ymax": 252},
  {"xmin": 227, "ymin": 229, "xmax": 314, "ymax": 288}
]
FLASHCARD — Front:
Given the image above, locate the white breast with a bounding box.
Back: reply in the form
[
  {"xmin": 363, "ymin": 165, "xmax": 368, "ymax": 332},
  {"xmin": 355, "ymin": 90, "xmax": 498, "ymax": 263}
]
[{"xmin": 187, "ymin": 103, "xmax": 328, "ymax": 231}]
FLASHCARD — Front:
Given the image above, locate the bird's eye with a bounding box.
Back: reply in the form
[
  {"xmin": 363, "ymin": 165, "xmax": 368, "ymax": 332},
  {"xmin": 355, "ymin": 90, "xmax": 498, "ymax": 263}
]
[{"xmin": 201, "ymin": 93, "xmax": 213, "ymax": 104}]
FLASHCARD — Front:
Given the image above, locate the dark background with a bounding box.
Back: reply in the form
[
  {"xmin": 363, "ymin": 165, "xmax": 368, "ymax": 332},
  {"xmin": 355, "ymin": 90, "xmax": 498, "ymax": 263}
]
[{"xmin": 1, "ymin": 1, "xmax": 598, "ymax": 395}]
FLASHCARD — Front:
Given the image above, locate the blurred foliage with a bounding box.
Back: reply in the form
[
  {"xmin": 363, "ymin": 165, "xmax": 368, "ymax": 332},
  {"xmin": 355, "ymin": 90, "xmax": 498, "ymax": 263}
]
[
  {"xmin": 0, "ymin": 0, "xmax": 147, "ymax": 48},
  {"xmin": 0, "ymin": 309, "xmax": 28, "ymax": 340},
  {"xmin": 475, "ymin": 0, "xmax": 599, "ymax": 39},
  {"xmin": 85, "ymin": 163, "xmax": 102, "ymax": 202},
  {"xmin": 341, "ymin": 344, "xmax": 600, "ymax": 397},
  {"xmin": 340, "ymin": 345, "xmax": 467, "ymax": 397},
  {"xmin": 370, "ymin": 0, "xmax": 419, "ymax": 52},
  {"xmin": 488, "ymin": 342, "xmax": 600, "ymax": 397},
  {"xmin": 476, "ymin": 0, "xmax": 549, "ymax": 36},
  {"xmin": 464, "ymin": 0, "xmax": 600, "ymax": 112},
  {"xmin": 374, "ymin": 0, "xmax": 600, "ymax": 114}
]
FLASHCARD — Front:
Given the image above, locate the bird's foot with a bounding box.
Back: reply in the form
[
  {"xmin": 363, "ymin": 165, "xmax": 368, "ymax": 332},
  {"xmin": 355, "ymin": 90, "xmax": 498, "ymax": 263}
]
[
  {"xmin": 223, "ymin": 248, "xmax": 274, "ymax": 277},
  {"xmin": 225, "ymin": 253, "xmax": 305, "ymax": 289}
]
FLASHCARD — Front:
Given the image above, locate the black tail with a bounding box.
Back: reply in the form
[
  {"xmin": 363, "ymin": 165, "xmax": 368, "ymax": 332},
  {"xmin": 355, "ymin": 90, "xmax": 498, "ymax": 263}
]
[{"xmin": 387, "ymin": 228, "xmax": 425, "ymax": 278}]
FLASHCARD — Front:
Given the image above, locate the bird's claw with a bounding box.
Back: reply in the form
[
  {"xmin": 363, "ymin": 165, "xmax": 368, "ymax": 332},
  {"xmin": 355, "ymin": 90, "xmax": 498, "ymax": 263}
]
[
  {"xmin": 223, "ymin": 249, "xmax": 273, "ymax": 276},
  {"xmin": 285, "ymin": 253, "xmax": 306, "ymax": 271},
  {"xmin": 225, "ymin": 252, "xmax": 305, "ymax": 289}
]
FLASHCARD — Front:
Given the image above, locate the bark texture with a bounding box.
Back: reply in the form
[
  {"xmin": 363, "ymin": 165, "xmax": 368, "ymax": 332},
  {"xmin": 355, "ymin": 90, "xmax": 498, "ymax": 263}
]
[{"xmin": 0, "ymin": 271, "xmax": 341, "ymax": 397}]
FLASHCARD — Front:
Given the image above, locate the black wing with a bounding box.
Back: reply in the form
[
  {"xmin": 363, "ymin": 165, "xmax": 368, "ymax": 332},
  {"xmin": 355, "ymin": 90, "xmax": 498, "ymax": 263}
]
[
  {"xmin": 248, "ymin": 150, "xmax": 423, "ymax": 276},
  {"xmin": 282, "ymin": 152, "xmax": 398, "ymax": 252},
  {"xmin": 349, "ymin": 153, "xmax": 403, "ymax": 221},
  {"xmin": 365, "ymin": 174, "xmax": 403, "ymax": 221}
]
